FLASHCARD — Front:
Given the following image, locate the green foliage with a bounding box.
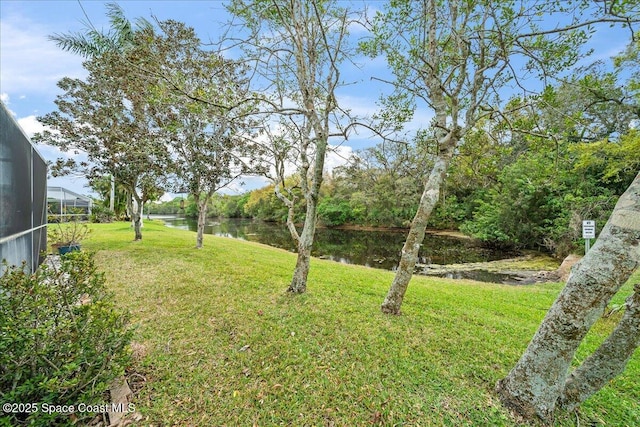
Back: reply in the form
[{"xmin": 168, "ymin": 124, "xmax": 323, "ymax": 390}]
[
  {"xmin": 205, "ymin": 194, "xmax": 249, "ymax": 218},
  {"xmin": 317, "ymin": 197, "xmax": 354, "ymax": 226},
  {"xmin": 48, "ymin": 2, "xmax": 152, "ymax": 58},
  {"xmin": 148, "ymin": 194, "xmax": 250, "ymax": 219},
  {"xmin": 144, "ymin": 20, "xmax": 257, "ymax": 227},
  {"xmin": 242, "ymin": 183, "xmax": 303, "ymax": 222},
  {"xmin": 0, "ymin": 252, "xmax": 132, "ymax": 426},
  {"xmin": 47, "ymin": 220, "xmax": 91, "ymax": 248},
  {"xmin": 147, "ymin": 197, "xmax": 185, "ymax": 215},
  {"xmin": 430, "ymin": 194, "xmax": 472, "ymax": 230},
  {"xmin": 572, "ymin": 131, "xmax": 640, "ymax": 188},
  {"xmin": 90, "ymin": 175, "xmax": 128, "ymax": 220},
  {"xmin": 89, "ymin": 205, "xmax": 115, "ymax": 223},
  {"xmin": 461, "ymin": 149, "xmax": 619, "ymax": 256}
]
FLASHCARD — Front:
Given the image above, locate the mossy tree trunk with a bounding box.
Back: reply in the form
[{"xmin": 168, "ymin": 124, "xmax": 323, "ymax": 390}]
[
  {"xmin": 559, "ymin": 284, "xmax": 640, "ymax": 412},
  {"xmin": 381, "ymin": 142, "xmax": 455, "ymax": 314},
  {"xmin": 496, "ymin": 171, "xmax": 640, "ymax": 421}
]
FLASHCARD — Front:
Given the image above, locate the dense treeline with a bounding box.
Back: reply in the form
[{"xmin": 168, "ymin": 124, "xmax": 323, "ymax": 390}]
[
  {"xmin": 153, "ymin": 84, "xmax": 639, "ymax": 259},
  {"xmin": 147, "ymin": 193, "xmax": 249, "ymax": 218},
  {"xmin": 150, "ymin": 128, "xmax": 639, "ymax": 258}
]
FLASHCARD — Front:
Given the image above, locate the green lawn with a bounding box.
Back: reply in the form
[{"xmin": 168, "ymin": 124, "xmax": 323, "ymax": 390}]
[{"xmin": 83, "ymin": 221, "xmax": 639, "ymax": 426}]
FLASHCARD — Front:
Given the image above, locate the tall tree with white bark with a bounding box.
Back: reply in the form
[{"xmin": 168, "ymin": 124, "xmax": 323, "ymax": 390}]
[
  {"xmin": 227, "ymin": 0, "xmax": 359, "ymax": 293},
  {"xmin": 361, "ymin": 0, "xmax": 638, "ymax": 315},
  {"xmin": 496, "ymin": 170, "xmax": 640, "ymax": 420},
  {"xmin": 496, "ymin": 27, "xmax": 640, "ymax": 420}
]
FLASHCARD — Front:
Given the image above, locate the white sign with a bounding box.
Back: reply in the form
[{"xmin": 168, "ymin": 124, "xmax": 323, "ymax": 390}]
[{"xmin": 582, "ymin": 220, "xmax": 596, "ymax": 239}]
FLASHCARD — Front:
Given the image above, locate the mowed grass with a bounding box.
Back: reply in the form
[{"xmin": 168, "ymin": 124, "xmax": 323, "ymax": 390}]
[{"xmin": 83, "ymin": 221, "xmax": 640, "ymax": 426}]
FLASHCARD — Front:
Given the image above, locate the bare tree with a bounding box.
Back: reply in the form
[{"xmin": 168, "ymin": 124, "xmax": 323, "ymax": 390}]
[
  {"xmin": 361, "ymin": 0, "xmax": 638, "ymax": 315},
  {"xmin": 228, "ymin": 0, "xmax": 359, "ymax": 293}
]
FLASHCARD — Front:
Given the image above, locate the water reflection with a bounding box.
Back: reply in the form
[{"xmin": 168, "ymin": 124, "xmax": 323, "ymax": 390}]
[{"xmin": 158, "ymin": 216, "xmax": 515, "ymax": 271}]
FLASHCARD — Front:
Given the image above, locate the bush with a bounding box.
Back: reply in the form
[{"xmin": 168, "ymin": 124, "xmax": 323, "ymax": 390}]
[
  {"xmin": 317, "ymin": 198, "xmax": 354, "ymax": 226},
  {"xmin": 90, "ymin": 205, "xmax": 115, "ymax": 223},
  {"xmin": 0, "ymin": 252, "xmax": 132, "ymax": 426}
]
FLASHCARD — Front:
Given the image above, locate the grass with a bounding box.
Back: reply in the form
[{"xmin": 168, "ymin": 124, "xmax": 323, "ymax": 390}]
[{"xmin": 82, "ymin": 220, "xmax": 639, "ymax": 426}]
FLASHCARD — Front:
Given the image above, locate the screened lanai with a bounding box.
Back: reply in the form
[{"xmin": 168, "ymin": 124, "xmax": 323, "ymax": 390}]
[
  {"xmin": 47, "ymin": 186, "xmax": 92, "ymax": 221},
  {"xmin": 1, "ymin": 101, "xmax": 48, "ymax": 274}
]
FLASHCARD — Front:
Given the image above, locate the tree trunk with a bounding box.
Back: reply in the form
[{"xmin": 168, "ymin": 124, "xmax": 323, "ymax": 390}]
[
  {"xmin": 196, "ymin": 197, "xmax": 209, "ymax": 249},
  {"xmin": 125, "ymin": 193, "xmax": 143, "ymax": 241},
  {"xmin": 496, "ymin": 171, "xmax": 640, "ymax": 421},
  {"xmin": 288, "ymin": 192, "xmax": 319, "ymax": 294},
  {"xmin": 289, "ymin": 242, "xmax": 311, "ymax": 294},
  {"xmin": 129, "ymin": 190, "xmax": 144, "ymax": 241},
  {"xmin": 381, "ymin": 146, "xmax": 455, "ymax": 315},
  {"xmin": 284, "ymin": 121, "xmax": 327, "ymax": 294},
  {"xmin": 133, "ymin": 210, "xmax": 142, "ymax": 241},
  {"xmin": 559, "ymin": 284, "xmax": 640, "ymax": 412}
]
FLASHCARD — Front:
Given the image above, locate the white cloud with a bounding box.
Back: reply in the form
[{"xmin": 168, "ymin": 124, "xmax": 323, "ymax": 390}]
[
  {"xmin": 0, "ymin": 15, "xmax": 85, "ymax": 96},
  {"xmin": 336, "ymin": 93, "xmax": 382, "ymax": 118},
  {"xmin": 17, "ymin": 115, "xmax": 45, "ymax": 138},
  {"xmin": 325, "ymin": 145, "xmax": 354, "ymax": 173},
  {"xmin": 0, "ymin": 93, "xmax": 9, "ymax": 104}
]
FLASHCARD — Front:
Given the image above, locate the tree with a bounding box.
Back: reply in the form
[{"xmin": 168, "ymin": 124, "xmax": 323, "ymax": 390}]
[
  {"xmin": 460, "ymin": 73, "xmax": 640, "ymax": 255},
  {"xmin": 49, "ymin": 2, "xmax": 151, "ymax": 57},
  {"xmin": 324, "ymin": 139, "xmax": 430, "ymax": 227},
  {"xmin": 49, "ymin": 2, "xmax": 153, "ymax": 215},
  {"xmin": 34, "ymin": 37, "xmax": 170, "ymax": 241},
  {"xmin": 228, "ymin": 0, "xmax": 358, "ymax": 293},
  {"xmin": 90, "ymin": 174, "xmax": 128, "ymax": 219},
  {"xmin": 361, "ymin": 0, "xmax": 638, "ymax": 315},
  {"xmin": 142, "ymin": 20, "xmax": 258, "ymax": 248},
  {"xmin": 496, "ymin": 170, "xmax": 640, "ymax": 420},
  {"xmin": 496, "ymin": 23, "xmax": 640, "ymax": 421}
]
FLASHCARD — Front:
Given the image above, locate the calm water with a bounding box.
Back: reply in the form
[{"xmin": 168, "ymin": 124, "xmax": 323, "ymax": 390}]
[{"xmin": 157, "ymin": 216, "xmax": 517, "ymax": 272}]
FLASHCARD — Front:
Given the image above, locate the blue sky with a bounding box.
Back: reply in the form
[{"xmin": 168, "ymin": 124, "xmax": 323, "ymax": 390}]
[
  {"xmin": 0, "ymin": 2, "xmax": 229, "ymax": 195},
  {"xmin": 0, "ymin": 0, "xmax": 389, "ymax": 197},
  {"xmin": 0, "ymin": 1, "xmax": 633, "ymax": 198}
]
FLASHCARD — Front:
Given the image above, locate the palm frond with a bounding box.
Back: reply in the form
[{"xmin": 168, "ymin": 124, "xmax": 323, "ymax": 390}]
[
  {"xmin": 49, "ymin": 1, "xmax": 153, "ymax": 58},
  {"xmin": 49, "ymin": 31, "xmax": 102, "ymax": 57},
  {"xmin": 105, "ymin": 2, "xmax": 134, "ymax": 48}
]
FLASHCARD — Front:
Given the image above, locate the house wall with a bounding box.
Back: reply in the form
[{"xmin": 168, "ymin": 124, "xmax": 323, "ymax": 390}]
[{"xmin": 0, "ymin": 101, "xmax": 47, "ymax": 274}]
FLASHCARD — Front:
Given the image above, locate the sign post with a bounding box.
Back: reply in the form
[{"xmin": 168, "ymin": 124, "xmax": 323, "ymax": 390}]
[{"xmin": 582, "ymin": 220, "xmax": 596, "ymax": 253}]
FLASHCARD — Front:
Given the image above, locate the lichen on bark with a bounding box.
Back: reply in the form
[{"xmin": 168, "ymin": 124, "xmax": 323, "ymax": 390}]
[{"xmin": 496, "ymin": 172, "xmax": 640, "ymax": 421}]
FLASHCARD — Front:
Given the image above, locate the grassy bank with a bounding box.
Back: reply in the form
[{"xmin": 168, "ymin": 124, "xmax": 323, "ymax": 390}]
[{"xmin": 83, "ymin": 221, "xmax": 639, "ymax": 426}]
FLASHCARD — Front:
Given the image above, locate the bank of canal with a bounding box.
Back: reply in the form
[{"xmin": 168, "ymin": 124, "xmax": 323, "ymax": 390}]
[{"xmin": 156, "ymin": 216, "xmax": 559, "ymax": 284}]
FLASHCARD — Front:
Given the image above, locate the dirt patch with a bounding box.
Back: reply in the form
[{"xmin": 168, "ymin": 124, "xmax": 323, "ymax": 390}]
[{"xmin": 417, "ymin": 254, "xmax": 562, "ymax": 285}]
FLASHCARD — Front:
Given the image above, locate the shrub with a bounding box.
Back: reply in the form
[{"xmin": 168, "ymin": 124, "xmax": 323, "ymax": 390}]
[
  {"xmin": 47, "ymin": 220, "xmax": 91, "ymax": 251},
  {"xmin": 90, "ymin": 205, "xmax": 115, "ymax": 223},
  {"xmin": 317, "ymin": 198, "xmax": 354, "ymax": 226},
  {"xmin": 0, "ymin": 252, "xmax": 132, "ymax": 426}
]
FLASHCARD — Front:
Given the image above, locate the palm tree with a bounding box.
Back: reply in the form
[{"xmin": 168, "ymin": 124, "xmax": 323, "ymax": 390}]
[
  {"xmin": 49, "ymin": 2, "xmax": 153, "ymax": 212},
  {"xmin": 49, "ymin": 2, "xmax": 151, "ymax": 57}
]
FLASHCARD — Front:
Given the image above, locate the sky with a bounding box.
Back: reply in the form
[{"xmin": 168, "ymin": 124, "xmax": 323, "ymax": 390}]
[
  {"xmin": 0, "ymin": 0, "xmax": 634, "ymax": 199},
  {"xmin": 0, "ymin": 0, "xmax": 393, "ymax": 199}
]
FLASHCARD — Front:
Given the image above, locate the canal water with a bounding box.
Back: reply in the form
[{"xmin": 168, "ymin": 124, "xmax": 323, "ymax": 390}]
[{"xmin": 157, "ymin": 217, "xmax": 521, "ymax": 277}]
